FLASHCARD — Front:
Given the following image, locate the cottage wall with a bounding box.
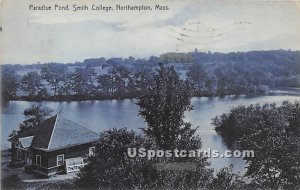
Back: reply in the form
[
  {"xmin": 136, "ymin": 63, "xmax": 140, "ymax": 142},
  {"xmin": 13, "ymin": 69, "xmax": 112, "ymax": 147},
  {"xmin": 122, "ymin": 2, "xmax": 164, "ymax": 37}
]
[
  {"xmin": 10, "ymin": 142, "xmax": 28, "ymax": 167},
  {"xmin": 31, "ymin": 142, "xmax": 95, "ymax": 176},
  {"xmin": 10, "ymin": 143, "xmax": 22, "ymax": 165},
  {"xmin": 32, "ymin": 149, "xmax": 48, "ymax": 167},
  {"xmin": 47, "ymin": 142, "xmax": 94, "ymax": 168},
  {"xmin": 11, "ymin": 142, "xmax": 18, "ymax": 161}
]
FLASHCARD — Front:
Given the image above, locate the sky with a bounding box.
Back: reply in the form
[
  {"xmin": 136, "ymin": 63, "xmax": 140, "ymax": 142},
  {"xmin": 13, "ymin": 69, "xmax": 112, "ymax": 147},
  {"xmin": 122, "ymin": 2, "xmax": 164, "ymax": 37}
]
[{"xmin": 0, "ymin": 0, "xmax": 300, "ymax": 65}]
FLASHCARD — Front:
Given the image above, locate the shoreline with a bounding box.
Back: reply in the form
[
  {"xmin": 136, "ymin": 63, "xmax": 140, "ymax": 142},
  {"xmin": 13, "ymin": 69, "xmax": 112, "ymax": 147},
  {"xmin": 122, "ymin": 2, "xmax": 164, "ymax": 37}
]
[{"xmin": 3, "ymin": 91, "xmax": 300, "ymax": 103}]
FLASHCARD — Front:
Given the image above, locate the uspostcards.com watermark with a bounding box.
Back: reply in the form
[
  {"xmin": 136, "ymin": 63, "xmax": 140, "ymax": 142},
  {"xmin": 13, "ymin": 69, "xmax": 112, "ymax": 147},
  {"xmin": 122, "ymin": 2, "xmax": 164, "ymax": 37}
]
[{"xmin": 127, "ymin": 148, "xmax": 254, "ymax": 160}]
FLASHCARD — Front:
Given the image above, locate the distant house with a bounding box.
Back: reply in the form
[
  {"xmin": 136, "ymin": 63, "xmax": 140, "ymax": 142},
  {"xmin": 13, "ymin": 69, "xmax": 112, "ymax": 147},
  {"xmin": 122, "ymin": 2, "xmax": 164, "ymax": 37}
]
[{"xmin": 9, "ymin": 114, "xmax": 99, "ymax": 177}]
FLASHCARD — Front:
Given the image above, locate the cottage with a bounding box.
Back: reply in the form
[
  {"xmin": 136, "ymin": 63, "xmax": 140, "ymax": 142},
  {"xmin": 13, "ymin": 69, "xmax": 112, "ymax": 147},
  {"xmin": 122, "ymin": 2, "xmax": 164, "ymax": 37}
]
[{"xmin": 9, "ymin": 114, "xmax": 99, "ymax": 177}]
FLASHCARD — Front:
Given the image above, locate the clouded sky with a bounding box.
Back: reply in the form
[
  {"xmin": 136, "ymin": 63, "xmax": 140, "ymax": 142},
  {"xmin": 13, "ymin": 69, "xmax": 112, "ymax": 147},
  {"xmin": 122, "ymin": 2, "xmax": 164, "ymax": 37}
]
[{"xmin": 0, "ymin": 0, "xmax": 300, "ymax": 64}]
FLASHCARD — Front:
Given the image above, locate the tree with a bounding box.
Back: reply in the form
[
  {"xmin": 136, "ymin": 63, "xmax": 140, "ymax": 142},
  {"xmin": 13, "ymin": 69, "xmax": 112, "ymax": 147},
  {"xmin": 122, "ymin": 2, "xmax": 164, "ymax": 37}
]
[
  {"xmin": 213, "ymin": 101, "xmax": 300, "ymax": 189},
  {"xmin": 58, "ymin": 72, "xmax": 74, "ymax": 100},
  {"xmin": 124, "ymin": 56, "xmax": 135, "ymax": 65},
  {"xmin": 1, "ymin": 67, "xmax": 19, "ymax": 100},
  {"xmin": 75, "ymin": 128, "xmax": 214, "ymax": 190},
  {"xmin": 210, "ymin": 165, "xmax": 246, "ymax": 189},
  {"xmin": 41, "ymin": 63, "xmax": 65, "ymax": 96},
  {"xmin": 186, "ymin": 63, "xmax": 209, "ymax": 93},
  {"xmin": 127, "ymin": 76, "xmax": 137, "ymax": 95},
  {"xmin": 105, "ymin": 65, "xmax": 129, "ymax": 96},
  {"xmin": 215, "ymin": 70, "xmax": 238, "ymax": 95},
  {"xmin": 97, "ymin": 74, "xmax": 113, "ymax": 95},
  {"xmin": 241, "ymin": 124, "xmax": 300, "ymax": 189},
  {"xmin": 137, "ymin": 63, "xmax": 197, "ymax": 150},
  {"xmin": 10, "ymin": 104, "xmax": 53, "ymax": 137},
  {"xmin": 20, "ymin": 71, "xmax": 43, "ymax": 99},
  {"xmin": 241, "ymin": 127, "xmax": 300, "ymax": 189},
  {"xmin": 72, "ymin": 67, "xmax": 96, "ymax": 96},
  {"xmin": 133, "ymin": 65, "xmax": 153, "ymax": 93},
  {"xmin": 106, "ymin": 57, "xmax": 123, "ymax": 66},
  {"xmin": 114, "ymin": 66, "xmax": 130, "ymax": 96},
  {"xmin": 75, "ymin": 128, "xmax": 157, "ymax": 189}
]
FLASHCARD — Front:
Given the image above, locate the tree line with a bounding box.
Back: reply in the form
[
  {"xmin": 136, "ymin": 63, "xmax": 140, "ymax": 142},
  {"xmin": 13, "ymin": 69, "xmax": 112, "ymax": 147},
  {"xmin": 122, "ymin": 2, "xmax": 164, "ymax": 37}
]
[
  {"xmin": 1, "ymin": 62, "xmax": 155, "ymax": 101},
  {"xmin": 2, "ymin": 50, "xmax": 300, "ymax": 101}
]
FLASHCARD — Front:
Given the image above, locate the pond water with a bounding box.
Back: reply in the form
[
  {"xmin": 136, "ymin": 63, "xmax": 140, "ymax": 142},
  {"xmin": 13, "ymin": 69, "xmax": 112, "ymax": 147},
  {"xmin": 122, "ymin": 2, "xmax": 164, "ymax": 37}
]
[{"xmin": 2, "ymin": 93, "xmax": 300, "ymax": 173}]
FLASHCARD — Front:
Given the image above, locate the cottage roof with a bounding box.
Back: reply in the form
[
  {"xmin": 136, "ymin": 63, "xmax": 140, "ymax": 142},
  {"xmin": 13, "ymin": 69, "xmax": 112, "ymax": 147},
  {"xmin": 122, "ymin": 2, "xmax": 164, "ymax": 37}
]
[
  {"xmin": 12, "ymin": 114, "xmax": 99, "ymax": 151},
  {"xmin": 45, "ymin": 115, "xmax": 99, "ymax": 150}
]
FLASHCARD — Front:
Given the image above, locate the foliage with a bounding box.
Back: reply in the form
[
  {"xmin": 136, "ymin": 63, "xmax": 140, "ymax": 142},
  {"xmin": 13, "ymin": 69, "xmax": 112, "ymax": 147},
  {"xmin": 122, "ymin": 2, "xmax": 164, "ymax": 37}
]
[
  {"xmin": 97, "ymin": 74, "xmax": 112, "ymax": 95},
  {"xmin": 241, "ymin": 125, "xmax": 300, "ymax": 189},
  {"xmin": 107, "ymin": 65, "xmax": 129, "ymax": 96},
  {"xmin": 133, "ymin": 64, "xmax": 154, "ymax": 93},
  {"xmin": 20, "ymin": 71, "xmax": 43, "ymax": 99},
  {"xmin": 212, "ymin": 101, "xmax": 300, "ymax": 189},
  {"xmin": 186, "ymin": 63, "xmax": 210, "ymax": 93},
  {"xmin": 9, "ymin": 104, "xmax": 53, "ymax": 138},
  {"xmin": 58, "ymin": 72, "xmax": 73, "ymax": 99},
  {"xmin": 41, "ymin": 63, "xmax": 65, "ymax": 96},
  {"xmin": 137, "ymin": 63, "xmax": 196, "ymax": 150},
  {"xmin": 75, "ymin": 128, "xmax": 158, "ymax": 189},
  {"xmin": 75, "ymin": 128, "xmax": 215, "ymax": 190},
  {"xmin": 71, "ymin": 67, "xmax": 96, "ymax": 96},
  {"xmin": 210, "ymin": 165, "xmax": 246, "ymax": 189},
  {"xmin": 1, "ymin": 174, "xmax": 25, "ymax": 190},
  {"xmin": 2, "ymin": 50, "xmax": 299, "ymax": 101},
  {"xmin": 1, "ymin": 66, "xmax": 19, "ymax": 101}
]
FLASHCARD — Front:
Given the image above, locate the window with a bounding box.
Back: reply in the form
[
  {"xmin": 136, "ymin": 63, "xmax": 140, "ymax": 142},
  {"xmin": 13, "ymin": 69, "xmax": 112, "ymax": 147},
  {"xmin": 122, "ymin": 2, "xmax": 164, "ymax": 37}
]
[
  {"xmin": 36, "ymin": 155, "xmax": 41, "ymax": 166},
  {"xmin": 57, "ymin": 154, "xmax": 64, "ymax": 166},
  {"xmin": 89, "ymin": 147, "xmax": 95, "ymax": 156}
]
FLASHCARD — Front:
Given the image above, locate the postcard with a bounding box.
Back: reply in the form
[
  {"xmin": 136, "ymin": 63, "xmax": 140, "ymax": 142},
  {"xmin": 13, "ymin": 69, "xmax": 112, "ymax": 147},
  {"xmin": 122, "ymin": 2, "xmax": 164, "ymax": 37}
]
[{"xmin": 1, "ymin": 0, "xmax": 300, "ymax": 189}]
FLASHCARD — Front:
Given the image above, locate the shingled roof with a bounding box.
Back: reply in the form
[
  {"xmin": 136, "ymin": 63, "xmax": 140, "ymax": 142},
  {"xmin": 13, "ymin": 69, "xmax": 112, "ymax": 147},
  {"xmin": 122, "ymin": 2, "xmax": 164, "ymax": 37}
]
[{"xmin": 12, "ymin": 115, "xmax": 99, "ymax": 151}]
